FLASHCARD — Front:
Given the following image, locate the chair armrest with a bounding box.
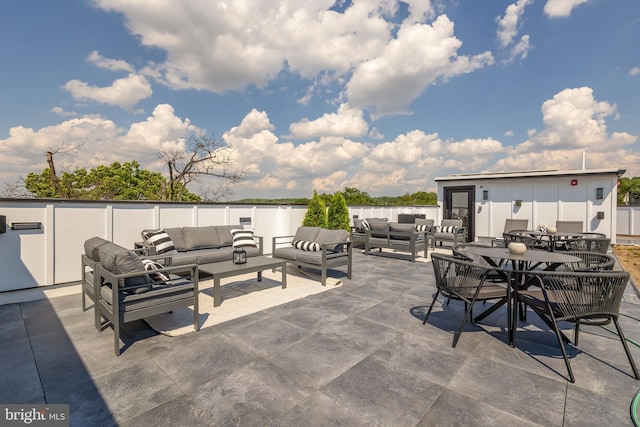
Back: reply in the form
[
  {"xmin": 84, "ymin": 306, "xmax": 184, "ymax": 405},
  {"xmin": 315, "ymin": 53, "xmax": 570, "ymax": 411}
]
[
  {"xmin": 98, "ymin": 263, "xmax": 198, "ymax": 290},
  {"xmin": 272, "ymin": 235, "xmax": 295, "ymax": 248},
  {"xmin": 254, "ymin": 235, "xmax": 264, "ymax": 255},
  {"xmin": 135, "ymin": 241, "xmax": 156, "ymax": 256}
]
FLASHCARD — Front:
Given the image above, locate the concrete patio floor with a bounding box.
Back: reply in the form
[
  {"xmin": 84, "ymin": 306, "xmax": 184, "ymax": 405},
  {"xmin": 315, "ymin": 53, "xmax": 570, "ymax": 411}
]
[{"xmin": 2, "ymin": 248, "xmax": 640, "ymax": 426}]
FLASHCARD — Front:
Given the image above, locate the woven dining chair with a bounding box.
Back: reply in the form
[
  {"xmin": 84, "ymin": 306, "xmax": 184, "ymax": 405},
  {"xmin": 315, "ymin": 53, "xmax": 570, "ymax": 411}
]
[
  {"xmin": 565, "ymin": 251, "xmax": 615, "ymax": 271},
  {"xmin": 515, "ymin": 270, "xmax": 639, "ymax": 383},
  {"xmin": 425, "ymin": 253, "xmax": 509, "ymax": 347}
]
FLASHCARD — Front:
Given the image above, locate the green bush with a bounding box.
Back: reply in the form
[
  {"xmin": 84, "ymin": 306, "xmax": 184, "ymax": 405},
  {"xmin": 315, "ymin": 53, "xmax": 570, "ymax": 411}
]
[
  {"xmin": 327, "ymin": 192, "xmax": 350, "ymax": 231},
  {"xmin": 302, "ymin": 190, "xmax": 328, "ymax": 227}
]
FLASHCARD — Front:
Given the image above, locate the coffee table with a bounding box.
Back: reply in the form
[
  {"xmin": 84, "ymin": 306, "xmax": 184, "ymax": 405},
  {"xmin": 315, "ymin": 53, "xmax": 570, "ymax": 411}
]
[{"xmin": 200, "ymin": 256, "xmax": 287, "ymax": 307}]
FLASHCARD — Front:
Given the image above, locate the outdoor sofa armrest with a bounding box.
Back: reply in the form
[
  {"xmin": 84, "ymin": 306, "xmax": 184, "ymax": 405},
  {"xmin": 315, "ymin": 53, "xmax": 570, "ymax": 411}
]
[{"xmin": 97, "ymin": 263, "xmax": 199, "ymax": 294}]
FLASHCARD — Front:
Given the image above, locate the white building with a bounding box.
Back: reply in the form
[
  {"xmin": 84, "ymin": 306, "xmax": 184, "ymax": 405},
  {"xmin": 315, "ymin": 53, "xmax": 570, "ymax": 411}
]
[{"xmin": 435, "ymin": 168, "xmax": 624, "ymax": 243}]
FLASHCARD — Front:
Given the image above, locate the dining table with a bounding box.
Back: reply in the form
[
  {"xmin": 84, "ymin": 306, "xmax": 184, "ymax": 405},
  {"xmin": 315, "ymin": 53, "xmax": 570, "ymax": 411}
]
[
  {"xmin": 465, "ymin": 246, "xmax": 581, "ymax": 345},
  {"xmin": 509, "ymin": 230, "xmax": 585, "ymax": 252}
]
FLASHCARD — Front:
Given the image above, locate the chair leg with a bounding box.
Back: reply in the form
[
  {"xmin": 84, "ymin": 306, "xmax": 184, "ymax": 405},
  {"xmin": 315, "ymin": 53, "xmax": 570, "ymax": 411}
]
[
  {"xmin": 423, "ymin": 290, "xmax": 440, "ymax": 324},
  {"xmin": 453, "ymin": 300, "xmax": 476, "ymax": 348},
  {"xmin": 114, "ymin": 319, "xmax": 121, "ymax": 356},
  {"xmin": 613, "ymin": 317, "xmax": 640, "ymax": 380},
  {"xmin": 574, "ymin": 324, "xmax": 580, "ymax": 346},
  {"xmin": 549, "ymin": 315, "xmax": 575, "ymax": 383}
]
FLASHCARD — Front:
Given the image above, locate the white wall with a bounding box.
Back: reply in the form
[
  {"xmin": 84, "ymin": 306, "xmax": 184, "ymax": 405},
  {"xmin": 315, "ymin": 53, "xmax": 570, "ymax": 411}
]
[
  {"xmin": 0, "ymin": 201, "xmax": 440, "ymax": 292},
  {"xmin": 439, "ymin": 173, "xmax": 619, "ymax": 241}
]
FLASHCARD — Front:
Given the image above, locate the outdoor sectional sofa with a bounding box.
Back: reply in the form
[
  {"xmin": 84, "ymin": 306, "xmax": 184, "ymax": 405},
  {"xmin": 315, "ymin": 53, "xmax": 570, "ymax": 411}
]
[
  {"xmin": 272, "ymin": 226, "xmax": 352, "ymax": 286},
  {"xmin": 138, "ymin": 225, "xmax": 263, "ymax": 269},
  {"xmin": 364, "ymin": 221, "xmax": 430, "ymax": 261}
]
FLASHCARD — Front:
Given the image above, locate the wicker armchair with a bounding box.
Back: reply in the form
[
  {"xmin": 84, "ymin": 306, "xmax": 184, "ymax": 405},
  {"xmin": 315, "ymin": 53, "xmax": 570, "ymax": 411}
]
[
  {"xmin": 424, "ymin": 253, "xmax": 509, "ymax": 347},
  {"xmin": 515, "ymin": 270, "xmax": 639, "ymax": 382}
]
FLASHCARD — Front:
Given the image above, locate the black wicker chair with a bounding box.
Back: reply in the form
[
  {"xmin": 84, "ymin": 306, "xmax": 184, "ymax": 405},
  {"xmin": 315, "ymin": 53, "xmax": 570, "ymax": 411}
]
[
  {"xmin": 515, "ymin": 270, "xmax": 639, "ymax": 382},
  {"xmin": 425, "ymin": 253, "xmax": 509, "ymax": 347}
]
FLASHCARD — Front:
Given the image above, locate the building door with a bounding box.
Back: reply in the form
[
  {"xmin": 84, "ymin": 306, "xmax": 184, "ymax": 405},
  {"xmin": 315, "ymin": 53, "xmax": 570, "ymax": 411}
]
[{"xmin": 443, "ymin": 186, "xmax": 475, "ymax": 242}]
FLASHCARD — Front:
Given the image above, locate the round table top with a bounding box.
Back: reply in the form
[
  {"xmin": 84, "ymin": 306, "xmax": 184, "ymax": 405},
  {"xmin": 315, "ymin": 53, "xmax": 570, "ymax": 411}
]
[{"xmin": 465, "ymin": 246, "xmax": 580, "ymax": 263}]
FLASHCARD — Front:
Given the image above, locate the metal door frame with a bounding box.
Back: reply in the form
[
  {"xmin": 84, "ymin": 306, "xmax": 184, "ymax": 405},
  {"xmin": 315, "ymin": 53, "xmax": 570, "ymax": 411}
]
[{"xmin": 443, "ymin": 185, "xmax": 475, "ymax": 242}]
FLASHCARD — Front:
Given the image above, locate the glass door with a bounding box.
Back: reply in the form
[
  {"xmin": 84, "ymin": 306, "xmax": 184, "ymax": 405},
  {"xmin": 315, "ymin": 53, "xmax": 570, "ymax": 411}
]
[{"xmin": 443, "ymin": 186, "xmax": 475, "ymax": 242}]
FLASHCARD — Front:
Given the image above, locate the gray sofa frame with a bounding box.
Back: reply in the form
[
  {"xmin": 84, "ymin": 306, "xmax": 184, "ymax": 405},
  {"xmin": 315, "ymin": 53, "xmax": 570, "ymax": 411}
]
[
  {"xmin": 272, "ymin": 227, "xmax": 352, "ymax": 286},
  {"xmin": 364, "ymin": 227, "xmax": 430, "ymax": 262}
]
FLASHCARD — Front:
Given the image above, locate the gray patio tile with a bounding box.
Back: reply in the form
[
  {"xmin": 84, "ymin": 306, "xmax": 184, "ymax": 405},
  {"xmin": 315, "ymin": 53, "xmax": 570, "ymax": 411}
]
[
  {"xmin": 416, "ymin": 388, "xmax": 544, "ymax": 427},
  {"xmin": 317, "ymin": 316, "xmax": 399, "ymax": 352},
  {"xmin": 190, "ymin": 359, "xmax": 312, "ymax": 426},
  {"xmin": 304, "ymin": 291, "xmax": 380, "ymax": 316},
  {"xmin": 323, "ymin": 355, "xmax": 444, "ymax": 426},
  {"xmin": 372, "ymin": 332, "xmax": 471, "ymax": 387},
  {"xmin": 448, "ymin": 355, "xmax": 566, "ymax": 426},
  {"xmin": 277, "ymin": 303, "xmax": 350, "ymax": 332},
  {"xmin": 152, "ymin": 333, "xmax": 258, "ymax": 388},
  {"xmin": 119, "ymin": 394, "xmax": 210, "ymax": 427},
  {"xmin": 273, "ymin": 391, "xmax": 374, "ymax": 427},
  {"xmin": 75, "ymin": 362, "xmax": 182, "ymax": 425},
  {"xmin": 0, "ymin": 335, "xmax": 44, "ymax": 404},
  {"xmin": 223, "ymin": 317, "xmax": 312, "ymax": 357},
  {"xmin": 343, "ymin": 282, "xmax": 404, "ymax": 303},
  {"xmin": 45, "ymin": 377, "xmax": 117, "ymax": 427},
  {"xmin": 267, "ymin": 334, "xmax": 370, "ymax": 388},
  {"xmin": 564, "ymin": 383, "xmax": 634, "ymax": 427}
]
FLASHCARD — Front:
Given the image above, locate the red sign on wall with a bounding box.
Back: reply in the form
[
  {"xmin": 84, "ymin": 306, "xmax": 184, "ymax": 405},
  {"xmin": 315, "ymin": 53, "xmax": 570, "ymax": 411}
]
[{"xmin": 571, "ymin": 179, "xmax": 578, "ymax": 186}]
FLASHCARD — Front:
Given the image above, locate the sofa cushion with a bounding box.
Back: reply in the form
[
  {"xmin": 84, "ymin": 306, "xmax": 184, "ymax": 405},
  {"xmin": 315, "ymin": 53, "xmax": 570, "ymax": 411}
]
[
  {"xmin": 182, "ymin": 226, "xmax": 219, "ymax": 250},
  {"xmin": 164, "ymin": 227, "xmax": 187, "ymax": 252},
  {"xmin": 293, "ymin": 240, "xmax": 320, "ymax": 251},
  {"xmin": 389, "ymin": 223, "xmax": 416, "ymax": 241},
  {"xmin": 293, "ymin": 226, "xmax": 321, "ymax": 242},
  {"xmin": 216, "ymin": 225, "xmax": 239, "ymax": 247},
  {"xmin": 273, "ymin": 246, "xmax": 298, "ymax": 261},
  {"xmin": 142, "ymin": 229, "xmax": 178, "ymax": 255},
  {"xmin": 369, "ymin": 222, "xmax": 389, "ymax": 238},
  {"xmin": 231, "ymin": 228, "xmax": 257, "ymax": 247},
  {"xmin": 195, "ymin": 247, "xmax": 235, "ymax": 264},
  {"xmin": 84, "ymin": 236, "xmax": 110, "ymax": 262},
  {"xmin": 315, "ymin": 229, "xmax": 348, "ymax": 251}
]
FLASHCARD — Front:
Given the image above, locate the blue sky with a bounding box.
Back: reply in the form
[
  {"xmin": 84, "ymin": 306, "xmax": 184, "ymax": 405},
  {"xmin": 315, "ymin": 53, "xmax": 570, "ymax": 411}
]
[{"xmin": 1, "ymin": 0, "xmax": 639, "ymax": 200}]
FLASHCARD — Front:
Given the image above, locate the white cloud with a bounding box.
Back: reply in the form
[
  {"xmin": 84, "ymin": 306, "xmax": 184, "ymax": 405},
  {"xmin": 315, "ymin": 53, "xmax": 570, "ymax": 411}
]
[
  {"xmin": 504, "ymin": 130, "xmax": 515, "ymax": 137},
  {"xmin": 507, "ymin": 34, "xmax": 532, "ymax": 62},
  {"xmin": 629, "ymin": 67, "xmax": 640, "ymax": 77},
  {"xmin": 288, "ymin": 104, "xmax": 368, "ymax": 139},
  {"xmin": 491, "ymin": 87, "xmax": 640, "ymax": 175},
  {"xmin": 543, "ymin": 0, "xmax": 590, "ymax": 18},
  {"xmin": 346, "ymin": 15, "xmax": 494, "ymax": 117},
  {"xmin": 87, "ymin": 50, "xmax": 134, "ymax": 72},
  {"xmin": 93, "ymin": 1, "xmax": 491, "ymax": 118},
  {"xmin": 50, "ymin": 106, "xmax": 78, "ymax": 117},
  {"xmin": 63, "ymin": 73, "xmax": 153, "ymax": 110},
  {"xmin": 496, "ymin": 0, "xmax": 533, "ymax": 48}
]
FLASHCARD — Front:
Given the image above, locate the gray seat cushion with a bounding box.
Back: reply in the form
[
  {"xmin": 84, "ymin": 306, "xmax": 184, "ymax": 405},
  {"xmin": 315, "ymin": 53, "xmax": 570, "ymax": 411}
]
[
  {"xmin": 164, "ymin": 227, "xmax": 187, "ymax": 252},
  {"xmin": 274, "ymin": 247, "xmax": 299, "ymax": 261},
  {"xmin": 100, "ymin": 276, "xmax": 194, "ymax": 313}
]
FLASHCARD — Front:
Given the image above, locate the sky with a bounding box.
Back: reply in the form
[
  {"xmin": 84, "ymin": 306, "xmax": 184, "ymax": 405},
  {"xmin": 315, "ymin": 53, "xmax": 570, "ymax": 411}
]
[{"xmin": 1, "ymin": 0, "xmax": 639, "ymax": 200}]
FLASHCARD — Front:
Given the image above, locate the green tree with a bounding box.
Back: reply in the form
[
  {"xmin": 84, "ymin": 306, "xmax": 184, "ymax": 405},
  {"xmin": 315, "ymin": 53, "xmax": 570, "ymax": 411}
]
[
  {"xmin": 395, "ymin": 191, "xmax": 438, "ymax": 205},
  {"xmin": 618, "ymin": 177, "xmax": 640, "ymax": 205},
  {"xmin": 342, "ymin": 187, "xmax": 377, "ymax": 205},
  {"xmin": 327, "ymin": 192, "xmax": 350, "ymax": 231},
  {"xmin": 24, "ymin": 161, "xmax": 201, "ymax": 201},
  {"xmin": 302, "ymin": 190, "xmax": 328, "ymax": 227}
]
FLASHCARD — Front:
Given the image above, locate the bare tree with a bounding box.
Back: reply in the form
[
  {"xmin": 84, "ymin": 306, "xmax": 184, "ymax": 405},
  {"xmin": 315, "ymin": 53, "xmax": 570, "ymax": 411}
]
[
  {"xmin": 157, "ymin": 133, "xmax": 245, "ymax": 201},
  {"xmin": 2, "ymin": 141, "xmax": 85, "ymax": 198}
]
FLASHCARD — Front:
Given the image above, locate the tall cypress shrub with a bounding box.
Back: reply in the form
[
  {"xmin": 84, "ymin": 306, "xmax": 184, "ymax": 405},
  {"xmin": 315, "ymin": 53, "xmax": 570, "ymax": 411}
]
[
  {"xmin": 327, "ymin": 192, "xmax": 350, "ymax": 231},
  {"xmin": 302, "ymin": 190, "xmax": 328, "ymax": 227}
]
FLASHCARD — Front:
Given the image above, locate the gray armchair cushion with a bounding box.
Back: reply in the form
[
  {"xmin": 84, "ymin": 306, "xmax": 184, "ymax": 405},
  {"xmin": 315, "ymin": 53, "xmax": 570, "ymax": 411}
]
[
  {"xmin": 293, "ymin": 226, "xmax": 321, "ymax": 242},
  {"xmin": 441, "ymin": 219, "xmax": 463, "ymax": 228},
  {"xmin": 84, "ymin": 236, "xmax": 110, "ymax": 262},
  {"xmin": 183, "ymin": 226, "xmax": 220, "ymax": 250},
  {"xmin": 389, "ymin": 223, "xmax": 416, "ymax": 241},
  {"xmin": 95, "ymin": 241, "xmax": 151, "ymax": 291}
]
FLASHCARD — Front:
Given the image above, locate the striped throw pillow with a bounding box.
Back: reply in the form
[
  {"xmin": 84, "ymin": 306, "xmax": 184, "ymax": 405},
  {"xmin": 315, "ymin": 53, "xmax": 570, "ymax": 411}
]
[
  {"xmin": 142, "ymin": 229, "xmax": 178, "ymax": 255},
  {"xmin": 141, "ymin": 259, "xmax": 170, "ymax": 282},
  {"xmin": 230, "ymin": 229, "xmax": 257, "ymax": 247},
  {"xmin": 415, "ymin": 224, "xmax": 430, "ymax": 232},
  {"xmin": 293, "ymin": 240, "xmax": 320, "ymax": 251}
]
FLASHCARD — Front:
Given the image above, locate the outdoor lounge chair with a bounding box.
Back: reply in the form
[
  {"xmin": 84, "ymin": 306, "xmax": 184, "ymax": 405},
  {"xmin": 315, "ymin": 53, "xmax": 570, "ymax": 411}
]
[
  {"xmin": 491, "ymin": 218, "xmax": 529, "ymax": 247},
  {"xmin": 84, "ymin": 237, "xmax": 199, "ymax": 355},
  {"xmin": 424, "ymin": 253, "xmax": 509, "ymax": 347},
  {"xmin": 432, "ymin": 219, "xmax": 466, "ymax": 248},
  {"xmin": 515, "ymin": 269, "xmax": 639, "ymax": 382}
]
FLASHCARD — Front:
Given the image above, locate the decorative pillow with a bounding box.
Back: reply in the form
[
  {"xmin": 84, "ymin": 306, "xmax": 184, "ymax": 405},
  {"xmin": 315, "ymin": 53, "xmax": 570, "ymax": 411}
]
[
  {"xmin": 415, "ymin": 224, "xmax": 430, "ymax": 232},
  {"xmin": 361, "ymin": 219, "xmax": 371, "ymax": 230},
  {"xmin": 142, "ymin": 259, "xmax": 170, "ymax": 282},
  {"xmin": 230, "ymin": 228, "xmax": 257, "ymax": 247},
  {"xmin": 292, "ymin": 240, "xmax": 321, "ymax": 251},
  {"xmin": 142, "ymin": 229, "xmax": 178, "ymax": 255},
  {"xmin": 437, "ymin": 225, "xmax": 458, "ymax": 234}
]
